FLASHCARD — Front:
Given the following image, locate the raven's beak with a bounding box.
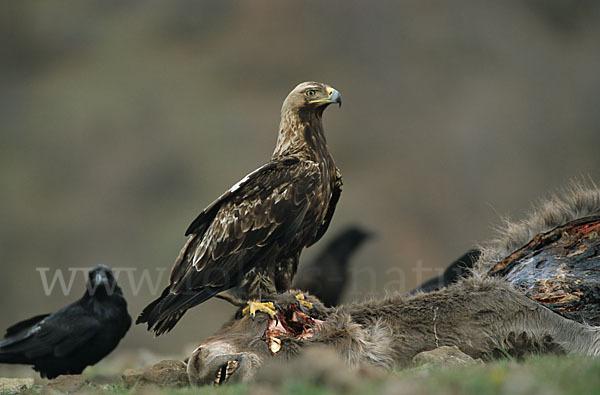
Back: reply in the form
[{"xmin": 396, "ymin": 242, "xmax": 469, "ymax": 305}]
[
  {"xmin": 309, "ymin": 87, "xmax": 342, "ymax": 108},
  {"xmin": 95, "ymin": 271, "xmax": 109, "ymax": 286}
]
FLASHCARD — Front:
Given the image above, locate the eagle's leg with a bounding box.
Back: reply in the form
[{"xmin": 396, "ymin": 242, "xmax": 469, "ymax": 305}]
[
  {"xmin": 240, "ymin": 271, "xmax": 283, "ymax": 319},
  {"xmin": 215, "ymin": 291, "xmax": 246, "ymax": 307},
  {"xmin": 242, "ymin": 301, "xmax": 281, "ymax": 320},
  {"xmin": 295, "ymin": 293, "xmax": 313, "ymax": 312}
]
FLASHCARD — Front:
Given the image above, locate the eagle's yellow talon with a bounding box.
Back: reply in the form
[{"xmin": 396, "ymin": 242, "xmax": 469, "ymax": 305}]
[
  {"xmin": 295, "ymin": 293, "xmax": 313, "ymax": 310},
  {"xmin": 242, "ymin": 301, "xmax": 278, "ymax": 320}
]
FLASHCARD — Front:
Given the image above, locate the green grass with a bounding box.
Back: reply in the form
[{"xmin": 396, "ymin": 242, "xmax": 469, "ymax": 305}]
[
  {"xmin": 12, "ymin": 355, "xmax": 600, "ymax": 394},
  {"xmin": 393, "ymin": 355, "xmax": 600, "ymax": 395}
]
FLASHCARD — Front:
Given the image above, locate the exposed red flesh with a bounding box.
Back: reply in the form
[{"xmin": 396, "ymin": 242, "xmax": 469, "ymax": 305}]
[{"xmin": 262, "ymin": 303, "xmax": 323, "ymax": 354}]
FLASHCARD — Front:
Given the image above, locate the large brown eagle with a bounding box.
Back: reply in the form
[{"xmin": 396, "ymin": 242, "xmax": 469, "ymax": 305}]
[{"xmin": 137, "ymin": 82, "xmax": 342, "ymax": 335}]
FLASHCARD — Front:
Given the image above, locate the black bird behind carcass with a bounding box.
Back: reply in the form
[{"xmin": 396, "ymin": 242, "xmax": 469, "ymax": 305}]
[
  {"xmin": 0, "ymin": 265, "xmax": 131, "ymax": 379},
  {"xmin": 410, "ymin": 248, "xmax": 481, "ymax": 294},
  {"xmin": 293, "ymin": 226, "xmax": 373, "ymax": 306}
]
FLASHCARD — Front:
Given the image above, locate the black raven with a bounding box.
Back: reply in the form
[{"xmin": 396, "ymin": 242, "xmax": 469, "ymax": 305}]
[
  {"xmin": 293, "ymin": 226, "xmax": 373, "ymax": 306},
  {"xmin": 0, "ymin": 265, "xmax": 131, "ymax": 378},
  {"xmin": 411, "ymin": 248, "xmax": 481, "ymax": 294}
]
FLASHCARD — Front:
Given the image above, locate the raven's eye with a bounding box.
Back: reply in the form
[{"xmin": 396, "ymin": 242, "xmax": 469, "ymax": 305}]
[{"xmin": 305, "ymin": 89, "xmax": 317, "ymax": 97}]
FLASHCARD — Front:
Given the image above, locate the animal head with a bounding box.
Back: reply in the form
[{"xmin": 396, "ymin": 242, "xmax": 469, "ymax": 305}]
[
  {"xmin": 336, "ymin": 226, "xmax": 374, "ymax": 257},
  {"xmin": 86, "ymin": 265, "xmax": 122, "ymax": 297},
  {"xmin": 187, "ymin": 341, "xmax": 262, "ymax": 386},
  {"xmin": 187, "ymin": 315, "xmax": 268, "ymax": 386},
  {"xmin": 188, "ymin": 292, "xmax": 327, "ymax": 386},
  {"xmin": 282, "ymin": 82, "xmax": 342, "ymax": 115}
]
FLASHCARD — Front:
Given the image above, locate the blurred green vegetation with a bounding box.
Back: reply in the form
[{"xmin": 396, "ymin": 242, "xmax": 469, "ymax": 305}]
[
  {"xmin": 1, "ymin": 0, "xmax": 600, "ymax": 359},
  {"xmin": 15, "ymin": 354, "xmax": 600, "ymax": 394}
]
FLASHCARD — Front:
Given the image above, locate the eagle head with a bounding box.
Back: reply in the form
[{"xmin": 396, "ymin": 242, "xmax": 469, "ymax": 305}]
[{"xmin": 282, "ymin": 81, "xmax": 342, "ymax": 115}]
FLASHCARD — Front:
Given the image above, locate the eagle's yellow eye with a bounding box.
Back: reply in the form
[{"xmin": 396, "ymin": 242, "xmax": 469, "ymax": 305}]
[{"xmin": 305, "ymin": 89, "xmax": 317, "ymax": 97}]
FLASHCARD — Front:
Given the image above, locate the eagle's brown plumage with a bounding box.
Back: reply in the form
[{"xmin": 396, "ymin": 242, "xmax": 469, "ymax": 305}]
[{"xmin": 137, "ymin": 82, "xmax": 342, "ymax": 335}]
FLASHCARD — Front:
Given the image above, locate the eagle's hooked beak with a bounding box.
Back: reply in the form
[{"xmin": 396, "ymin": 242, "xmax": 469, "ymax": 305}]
[
  {"xmin": 310, "ymin": 87, "xmax": 342, "ymax": 108},
  {"xmin": 327, "ymin": 87, "xmax": 342, "ymax": 108}
]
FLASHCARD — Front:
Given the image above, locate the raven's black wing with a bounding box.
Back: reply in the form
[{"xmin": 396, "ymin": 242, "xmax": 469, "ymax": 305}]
[
  {"xmin": 0, "ymin": 304, "xmax": 99, "ymax": 360},
  {"xmin": 3, "ymin": 314, "xmax": 49, "ymax": 338}
]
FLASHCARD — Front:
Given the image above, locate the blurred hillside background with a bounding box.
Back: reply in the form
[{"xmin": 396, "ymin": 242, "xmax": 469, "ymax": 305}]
[{"xmin": 1, "ymin": 0, "xmax": 600, "ymax": 359}]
